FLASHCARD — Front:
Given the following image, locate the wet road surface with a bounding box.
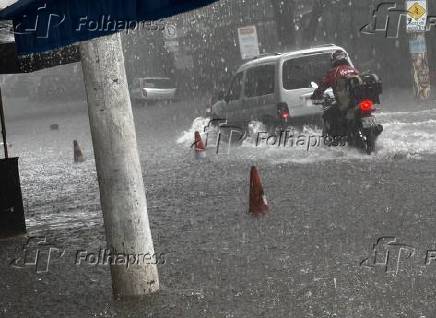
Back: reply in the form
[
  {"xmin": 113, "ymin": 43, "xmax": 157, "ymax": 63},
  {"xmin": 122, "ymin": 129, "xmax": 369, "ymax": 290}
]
[{"xmin": 1, "ymin": 99, "xmax": 436, "ymax": 317}]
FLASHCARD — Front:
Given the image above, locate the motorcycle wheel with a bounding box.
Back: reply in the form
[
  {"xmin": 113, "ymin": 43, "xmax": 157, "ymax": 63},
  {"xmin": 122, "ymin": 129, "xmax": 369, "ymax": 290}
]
[
  {"xmin": 363, "ymin": 129, "xmax": 375, "ymax": 155},
  {"xmin": 322, "ymin": 117, "xmax": 337, "ymax": 147},
  {"xmin": 322, "ymin": 118, "xmax": 330, "ymax": 137}
]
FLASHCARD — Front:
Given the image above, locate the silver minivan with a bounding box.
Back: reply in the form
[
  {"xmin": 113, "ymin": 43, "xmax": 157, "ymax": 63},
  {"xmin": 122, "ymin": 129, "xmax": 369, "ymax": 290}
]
[{"xmin": 207, "ymin": 44, "xmax": 352, "ymax": 130}]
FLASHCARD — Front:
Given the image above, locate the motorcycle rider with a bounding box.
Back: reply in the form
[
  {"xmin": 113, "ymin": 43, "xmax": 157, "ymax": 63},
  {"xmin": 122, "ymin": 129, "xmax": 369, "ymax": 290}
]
[{"xmin": 312, "ymin": 50, "xmax": 360, "ymax": 132}]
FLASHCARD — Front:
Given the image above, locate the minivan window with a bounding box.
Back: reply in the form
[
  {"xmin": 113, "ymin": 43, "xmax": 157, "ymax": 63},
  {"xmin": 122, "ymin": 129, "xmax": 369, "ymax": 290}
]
[
  {"xmin": 227, "ymin": 72, "xmax": 243, "ymax": 101},
  {"xmin": 282, "ymin": 53, "xmax": 332, "ymax": 90},
  {"xmin": 142, "ymin": 78, "xmax": 173, "ymax": 89},
  {"xmin": 244, "ymin": 64, "xmax": 275, "ymax": 98}
]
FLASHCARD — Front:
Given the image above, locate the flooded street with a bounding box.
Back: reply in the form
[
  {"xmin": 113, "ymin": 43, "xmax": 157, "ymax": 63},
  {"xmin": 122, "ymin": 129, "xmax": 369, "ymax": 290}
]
[
  {"xmin": 2, "ymin": 0, "xmax": 436, "ymax": 315},
  {"xmin": 1, "ymin": 98, "xmax": 436, "ymax": 317}
]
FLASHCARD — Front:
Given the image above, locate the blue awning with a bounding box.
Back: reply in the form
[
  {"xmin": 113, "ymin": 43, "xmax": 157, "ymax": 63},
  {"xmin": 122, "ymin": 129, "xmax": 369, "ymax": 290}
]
[{"xmin": 0, "ymin": 0, "xmax": 218, "ymax": 55}]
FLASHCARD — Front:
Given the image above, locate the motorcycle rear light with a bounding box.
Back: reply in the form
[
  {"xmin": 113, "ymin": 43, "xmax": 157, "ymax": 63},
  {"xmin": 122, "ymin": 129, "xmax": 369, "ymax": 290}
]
[
  {"xmin": 359, "ymin": 99, "xmax": 374, "ymax": 114},
  {"xmin": 277, "ymin": 102, "xmax": 290, "ymax": 120}
]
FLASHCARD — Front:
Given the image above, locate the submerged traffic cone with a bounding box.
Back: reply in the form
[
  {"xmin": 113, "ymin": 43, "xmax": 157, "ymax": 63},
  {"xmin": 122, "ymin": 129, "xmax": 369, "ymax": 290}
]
[
  {"xmin": 193, "ymin": 131, "xmax": 206, "ymax": 159},
  {"xmin": 249, "ymin": 166, "xmax": 269, "ymax": 216},
  {"xmin": 73, "ymin": 140, "xmax": 85, "ymax": 163}
]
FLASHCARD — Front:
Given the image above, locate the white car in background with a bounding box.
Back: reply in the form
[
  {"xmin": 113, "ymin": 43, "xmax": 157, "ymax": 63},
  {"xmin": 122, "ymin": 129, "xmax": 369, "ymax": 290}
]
[{"xmin": 130, "ymin": 77, "xmax": 177, "ymax": 105}]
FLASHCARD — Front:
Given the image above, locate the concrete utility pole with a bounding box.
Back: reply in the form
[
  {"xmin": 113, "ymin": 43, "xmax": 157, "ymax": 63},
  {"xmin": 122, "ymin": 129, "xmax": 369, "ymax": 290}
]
[{"xmin": 79, "ymin": 32, "xmax": 159, "ymax": 298}]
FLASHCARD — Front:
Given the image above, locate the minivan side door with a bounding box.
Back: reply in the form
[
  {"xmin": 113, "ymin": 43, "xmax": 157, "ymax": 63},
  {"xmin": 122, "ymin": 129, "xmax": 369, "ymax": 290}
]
[
  {"xmin": 241, "ymin": 64, "xmax": 277, "ymax": 122},
  {"xmin": 222, "ymin": 71, "xmax": 244, "ymax": 123}
]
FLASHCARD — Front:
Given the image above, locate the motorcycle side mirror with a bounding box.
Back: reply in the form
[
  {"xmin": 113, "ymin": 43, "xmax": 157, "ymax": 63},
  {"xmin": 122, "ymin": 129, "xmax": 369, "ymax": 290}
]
[{"xmin": 311, "ymin": 82, "xmax": 319, "ymax": 89}]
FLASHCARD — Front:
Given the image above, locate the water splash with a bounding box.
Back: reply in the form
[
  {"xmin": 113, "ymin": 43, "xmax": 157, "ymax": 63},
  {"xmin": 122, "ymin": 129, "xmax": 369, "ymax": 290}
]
[
  {"xmin": 177, "ymin": 117, "xmax": 211, "ymax": 144},
  {"xmin": 178, "ymin": 108, "xmax": 436, "ymax": 163}
]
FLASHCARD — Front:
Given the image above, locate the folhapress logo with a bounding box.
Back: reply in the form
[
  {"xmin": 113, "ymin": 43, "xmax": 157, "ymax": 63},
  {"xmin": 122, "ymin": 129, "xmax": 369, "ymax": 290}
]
[
  {"xmin": 9, "ymin": 236, "xmax": 66, "ymax": 273},
  {"xmin": 360, "ymin": 236, "xmax": 436, "ymax": 276},
  {"xmin": 360, "ymin": 1, "xmax": 436, "ymax": 38},
  {"xmin": 13, "ymin": 3, "xmax": 65, "ymax": 39}
]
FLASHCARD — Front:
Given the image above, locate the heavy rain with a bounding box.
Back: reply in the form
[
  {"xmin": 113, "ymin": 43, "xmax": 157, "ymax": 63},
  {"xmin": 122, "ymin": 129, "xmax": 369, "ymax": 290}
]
[{"xmin": 1, "ymin": 0, "xmax": 436, "ymax": 317}]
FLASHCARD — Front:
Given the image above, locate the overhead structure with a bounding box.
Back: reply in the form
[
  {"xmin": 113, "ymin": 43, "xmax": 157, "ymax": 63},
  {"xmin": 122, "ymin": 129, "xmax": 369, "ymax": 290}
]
[{"xmin": 0, "ymin": 0, "xmax": 218, "ymax": 54}]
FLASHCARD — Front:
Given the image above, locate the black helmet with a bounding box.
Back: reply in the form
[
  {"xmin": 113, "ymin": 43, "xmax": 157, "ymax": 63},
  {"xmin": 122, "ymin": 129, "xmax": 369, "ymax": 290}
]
[{"xmin": 331, "ymin": 50, "xmax": 348, "ymax": 65}]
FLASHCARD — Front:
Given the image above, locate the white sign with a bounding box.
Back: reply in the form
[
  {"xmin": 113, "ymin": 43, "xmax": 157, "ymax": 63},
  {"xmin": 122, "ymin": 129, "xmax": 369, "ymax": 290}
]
[
  {"xmin": 406, "ymin": 0, "xmax": 427, "ymax": 33},
  {"xmin": 237, "ymin": 25, "xmax": 260, "ymax": 60}
]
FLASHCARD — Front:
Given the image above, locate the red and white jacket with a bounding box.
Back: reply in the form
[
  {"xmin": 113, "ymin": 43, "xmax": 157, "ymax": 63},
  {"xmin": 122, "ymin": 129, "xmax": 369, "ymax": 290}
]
[{"xmin": 312, "ymin": 64, "xmax": 360, "ymax": 100}]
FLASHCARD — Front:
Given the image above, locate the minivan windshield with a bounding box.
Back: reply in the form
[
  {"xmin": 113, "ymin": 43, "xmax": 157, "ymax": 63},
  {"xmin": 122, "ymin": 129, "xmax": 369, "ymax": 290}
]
[{"xmin": 282, "ymin": 53, "xmax": 333, "ymax": 90}]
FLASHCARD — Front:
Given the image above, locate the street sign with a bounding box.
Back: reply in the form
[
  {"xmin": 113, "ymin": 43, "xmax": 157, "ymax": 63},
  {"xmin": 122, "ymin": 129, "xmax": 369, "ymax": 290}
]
[
  {"xmin": 237, "ymin": 25, "xmax": 260, "ymax": 60},
  {"xmin": 406, "ymin": 0, "xmax": 427, "ymax": 33}
]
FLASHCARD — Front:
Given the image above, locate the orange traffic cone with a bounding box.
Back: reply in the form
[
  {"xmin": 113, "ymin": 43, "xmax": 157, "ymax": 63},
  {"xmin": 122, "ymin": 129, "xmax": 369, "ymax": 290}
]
[
  {"xmin": 193, "ymin": 131, "xmax": 206, "ymax": 160},
  {"xmin": 249, "ymin": 166, "xmax": 269, "ymax": 216},
  {"xmin": 73, "ymin": 140, "xmax": 85, "ymax": 163}
]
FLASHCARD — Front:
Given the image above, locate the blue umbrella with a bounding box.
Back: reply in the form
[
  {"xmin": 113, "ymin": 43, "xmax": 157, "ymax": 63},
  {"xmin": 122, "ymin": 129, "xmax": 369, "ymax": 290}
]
[{"xmin": 0, "ymin": 0, "xmax": 219, "ymax": 55}]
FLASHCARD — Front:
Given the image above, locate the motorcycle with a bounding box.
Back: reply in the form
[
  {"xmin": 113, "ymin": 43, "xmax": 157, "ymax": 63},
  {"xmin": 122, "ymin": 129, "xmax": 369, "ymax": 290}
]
[{"xmin": 314, "ymin": 73, "xmax": 384, "ymax": 155}]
